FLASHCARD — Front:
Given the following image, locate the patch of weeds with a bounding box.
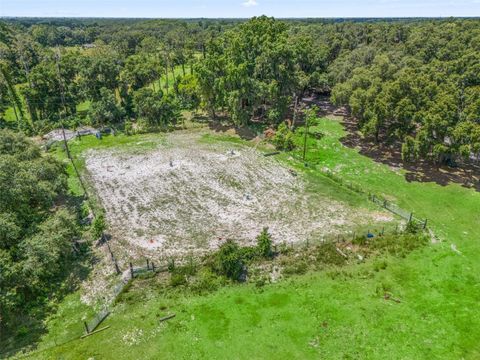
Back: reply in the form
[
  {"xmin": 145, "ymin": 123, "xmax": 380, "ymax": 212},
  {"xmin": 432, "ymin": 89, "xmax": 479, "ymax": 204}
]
[
  {"xmin": 170, "ymin": 273, "xmax": 187, "ymax": 287},
  {"xmin": 352, "ymin": 235, "xmax": 367, "ymax": 246},
  {"xmin": 190, "ymin": 269, "xmax": 225, "ymax": 294},
  {"xmin": 373, "ymin": 259, "xmax": 388, "ymax": 272},
  {"xmin": 255, "ymin": 276, "xmax": 269, "ymax": 288},
  {"xmin": 315, "ymin": 242, "xmax": 346, "ymax": 266},
  {"xmin": 276, "ymin": 241, "xmax": 292, "ymax": 255},
  {"xmin": 256, "ymin": 227, "xmax": 274, "ymax": 259},
  {"xmin": 282, "ymin": 260, "xmax": 309, "ymax": 276},
  {"xmin": 370, "ymin": 233, "xmax": 428, "ymax": 257}
]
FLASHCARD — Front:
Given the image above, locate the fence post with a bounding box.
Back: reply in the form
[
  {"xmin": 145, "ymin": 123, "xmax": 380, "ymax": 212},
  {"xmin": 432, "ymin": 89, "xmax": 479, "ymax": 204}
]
[
  {"xmin": 146, "ymin": 259, "xmax": 150, "ymax": 270},
  {"xmin": 84, "ymin": 321, "xmax": 89, "ymax": 334},
  {"xmin": 409, "ymin": 212, "xmax": 413, "ymax": 223},
  {"xmin": 152, "ymin": 262, "xmax": 155, "ymax": 272},
  {"xmin": 423, "ymin": 219, "xmax": 428, "ymax": 229},
  {"xmin": 129, "ymin": 262, "xmax": 134, "ymax": 279}
]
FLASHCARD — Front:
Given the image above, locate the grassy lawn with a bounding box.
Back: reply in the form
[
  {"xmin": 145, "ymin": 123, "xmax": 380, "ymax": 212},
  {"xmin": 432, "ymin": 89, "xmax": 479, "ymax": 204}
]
[{"xmin": 15, "ymin": 118, "xmax": 480, "ymax": 359}]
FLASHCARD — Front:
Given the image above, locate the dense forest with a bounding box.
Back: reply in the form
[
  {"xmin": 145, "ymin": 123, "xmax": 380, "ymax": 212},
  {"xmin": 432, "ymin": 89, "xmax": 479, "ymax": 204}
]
[{"xmin": 1, "ymin": 17, "xmax": 479, "ymax": 164}]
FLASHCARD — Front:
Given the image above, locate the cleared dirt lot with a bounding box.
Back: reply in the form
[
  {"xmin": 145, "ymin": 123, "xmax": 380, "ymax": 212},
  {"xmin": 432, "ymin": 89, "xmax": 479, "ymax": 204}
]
[{"xmin": 84, "ymin": 131, "xmax": 393, "ymax": 263}]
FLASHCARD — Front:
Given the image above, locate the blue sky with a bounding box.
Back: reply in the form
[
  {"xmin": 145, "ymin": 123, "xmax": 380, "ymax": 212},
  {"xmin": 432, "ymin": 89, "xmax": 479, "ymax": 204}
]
[{"xmin": 1, "ymin": 0, "xmax": 479, "ymax": 18}]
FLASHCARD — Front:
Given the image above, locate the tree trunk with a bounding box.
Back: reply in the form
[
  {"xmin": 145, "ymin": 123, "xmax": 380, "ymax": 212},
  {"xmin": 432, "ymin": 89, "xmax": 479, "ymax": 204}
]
[{"xmin": 164, "ymin": 62, "xmax": 169, "ymax": 95}]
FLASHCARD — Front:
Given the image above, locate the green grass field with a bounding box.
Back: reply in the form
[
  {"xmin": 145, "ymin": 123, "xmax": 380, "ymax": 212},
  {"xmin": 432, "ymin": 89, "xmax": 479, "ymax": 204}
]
[{"xmin": 11, "ymin": 117, "xmax": 480, "ymax": 359}]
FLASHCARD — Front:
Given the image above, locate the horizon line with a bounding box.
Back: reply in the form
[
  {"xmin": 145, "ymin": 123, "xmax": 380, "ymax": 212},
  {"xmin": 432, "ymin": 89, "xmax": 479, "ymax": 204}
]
[{"xmin": 2, "ymin": 16, "xmax": 480, "ymax": 20}]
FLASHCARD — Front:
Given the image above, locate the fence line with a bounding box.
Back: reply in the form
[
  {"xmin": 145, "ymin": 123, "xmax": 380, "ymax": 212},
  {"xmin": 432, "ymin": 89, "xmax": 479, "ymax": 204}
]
[
  {"xmin": 318, "ymin": 168, "xmax": 428, "ymax": 228},
  {"xmin": 81, "ymin": 259, "xmax": 162, "ymax": 335}
]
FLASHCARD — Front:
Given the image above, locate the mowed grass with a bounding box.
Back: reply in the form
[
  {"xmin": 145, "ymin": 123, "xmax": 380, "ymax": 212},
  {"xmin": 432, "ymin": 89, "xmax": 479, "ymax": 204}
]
[{"xmin": 23, "ymin": 118, "xmax": 480, "ymax": 359}]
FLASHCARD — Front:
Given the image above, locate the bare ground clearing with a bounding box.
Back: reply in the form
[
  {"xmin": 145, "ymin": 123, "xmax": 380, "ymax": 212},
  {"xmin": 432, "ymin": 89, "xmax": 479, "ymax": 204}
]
[{"xmin": 84, "ymin": 131, "xmax": 393, "ymax": 263}]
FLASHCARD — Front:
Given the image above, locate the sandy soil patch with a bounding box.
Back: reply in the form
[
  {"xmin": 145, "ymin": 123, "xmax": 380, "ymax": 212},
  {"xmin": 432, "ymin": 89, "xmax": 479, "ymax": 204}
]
[{"xmin": 84, "ymin": 131, "xmax": 392, "ymax": 263}]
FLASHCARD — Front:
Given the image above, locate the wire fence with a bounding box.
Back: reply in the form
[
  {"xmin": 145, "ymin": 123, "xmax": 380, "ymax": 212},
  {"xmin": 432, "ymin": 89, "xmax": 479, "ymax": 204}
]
[
  {"xmin": 369, "ymin": 194, "xmax": 427, "ymax": 228},
  {"xmin": 83, "ymin": 308, "xmax": 110, "ymax": 335},
  {"xmin": 81, "ymin": 260, "xmax": 165, "ymax": 335},
  {"xmin": 319, "ymin": 167, "xmax": 428, "ymax": 228}
]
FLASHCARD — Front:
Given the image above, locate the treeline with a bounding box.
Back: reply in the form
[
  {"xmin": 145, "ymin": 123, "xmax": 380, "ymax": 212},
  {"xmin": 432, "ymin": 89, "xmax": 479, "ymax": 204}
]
[
  {"xmin": 1, "ymin": 17, "xmax": 479, "ymax": 164},
  {"xmin": 327, "ymin": 20, "xmax": 480, "ymax": 164}
]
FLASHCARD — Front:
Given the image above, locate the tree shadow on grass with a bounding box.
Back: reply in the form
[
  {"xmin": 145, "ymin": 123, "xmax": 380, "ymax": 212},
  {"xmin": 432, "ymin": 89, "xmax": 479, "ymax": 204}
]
[
  {"xmin": 340, "ymin": 115, "xmax": 480, "ymax": 192},
  {"xmin": 303, "ymin": 95, "xmax": 480, "ymax": 192},
  {"xmin": 0, "ymin": 254, "xmax": 92, "ymax": 358}
]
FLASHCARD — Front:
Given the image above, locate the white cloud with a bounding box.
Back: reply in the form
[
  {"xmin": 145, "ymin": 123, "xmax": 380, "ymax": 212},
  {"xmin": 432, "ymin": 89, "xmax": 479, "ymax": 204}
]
[{"xmin": 242, "ymin": 0, "xmax": 259, "ymax": 7}]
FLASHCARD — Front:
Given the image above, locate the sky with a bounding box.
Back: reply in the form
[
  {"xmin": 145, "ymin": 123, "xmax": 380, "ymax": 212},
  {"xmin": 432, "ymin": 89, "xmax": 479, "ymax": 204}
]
[{"xmin": 1, "ymin": 0, "xmax": 480, "ymax": 18}]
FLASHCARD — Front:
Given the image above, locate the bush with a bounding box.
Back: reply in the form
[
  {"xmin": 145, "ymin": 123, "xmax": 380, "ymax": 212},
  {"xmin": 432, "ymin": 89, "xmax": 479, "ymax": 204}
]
[
  {"xmin": 212, "ymin": 239, "xmax": 245, "ymax": 281},
  {"xmin": 315, "ymin": 242, "xmax": 346, "ymax": 266},
  {"xmin": 256, "ymin": 227, "xmax": 273, "ymax": 259},
  {"xmin": 124, "ymin": 120, "xmax": 134, "ymax": 135},
  {"xmin": 92, "ymin": 213, "xmax": 106, "ymax": 240},
  {"xmin": 282, "ymin": 261, "xmax": 308, "ymax": 276},
  {"xmin": 173, "ymin": 257, "xmax": 198, "ymax": 277},
  {"xmin": 272, "ymin": 123, "xmax": 295, "ymax": 151},
  {"xmin": 170, "ymin": 273, "xmax": 187, "ymax": 287},
  {"xmin": 405, "ymin": 221, "xmax": 420, "ymax": 234},
  {"xmin": 191, "ymin": 269, "xmax": 224, "ymax": 294}
]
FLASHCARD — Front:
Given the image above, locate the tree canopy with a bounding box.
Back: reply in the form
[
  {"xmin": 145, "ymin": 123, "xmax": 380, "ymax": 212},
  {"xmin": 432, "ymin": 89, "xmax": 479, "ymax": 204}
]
[{"xmin": 0, "ymin": 130, "xmax": 79, "ymax": 328}]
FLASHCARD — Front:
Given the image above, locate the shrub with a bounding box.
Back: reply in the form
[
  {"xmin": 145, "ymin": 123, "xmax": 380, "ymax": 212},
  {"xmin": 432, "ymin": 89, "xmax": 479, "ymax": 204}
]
[
  {"xmin": 170, "ymin": 273, "xmax": 187, "ymax": 287},
  {"xmin": 405, "ymin": 221, "xmax": 420, "ymax": 234},
  {"xmin": 174, "ymin": 257, "xmax": 197, "ymax": 277},
  {"xmin": 256, "ymin": 227, "xmax": 273, "ymax": 259},
  {"xmin": 191, "ymin": 269, "xmax": 224, "ymax": 294},
  {"xmin": 316, "ymin": 242, "xmax": 346, "ymax": 266},
  {"xmin": 92, "ymin": 213, "xmax": 106, "ymax": 240},
  {"xmin": 212, "ymin": 239, "xmax": 245, "ymax": 281},
  {"xmin": 282, "ymin": 261, "xmax": 308, "ymax": 276},
  {"xmin": 272, "ymin": 123, "xmax": 295, "ymax": 151},
  {"xmin": 239, "ymin": 246, "xmax": 258, "ymax": 261},
  {"xmin": 124, "ymin": 120, "xmax": 134, "ymax": 135}
]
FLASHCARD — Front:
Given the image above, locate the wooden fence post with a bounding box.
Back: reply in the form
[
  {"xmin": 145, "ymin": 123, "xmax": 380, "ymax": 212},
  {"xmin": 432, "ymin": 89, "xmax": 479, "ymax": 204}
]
[
  {"xmin": 409, "ymin": 213, "xmax": 413, "ymax": 223},
  {"xmin": 129, "ymin": 262, "xmax": 134, "ymax": 279},
  {"xmin": 146, "ymin": 259, "xmax": 150, "ymax": 270},
  {"xmin": 152, "ymin": 262, "xmax": 155, "ymax": 272}
]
